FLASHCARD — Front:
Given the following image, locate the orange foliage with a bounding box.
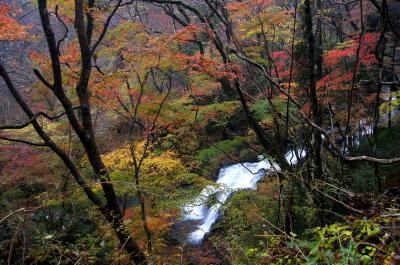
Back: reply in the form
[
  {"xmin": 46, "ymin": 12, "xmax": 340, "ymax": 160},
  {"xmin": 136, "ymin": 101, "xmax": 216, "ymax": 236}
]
[
  {"xmin": 174, "ymin": 24, "xmax": 211, "ymax": 43},
  {"xmin": 125, "ymin": 206, "xmax": 180, "ymax": 249},
  {"xmin": 176, "ymin": 52, "xmax": 239, "ymax": 81},
  {"xmin": 0, "ymin": 3, "xmax": 30, "ymax": 41}
]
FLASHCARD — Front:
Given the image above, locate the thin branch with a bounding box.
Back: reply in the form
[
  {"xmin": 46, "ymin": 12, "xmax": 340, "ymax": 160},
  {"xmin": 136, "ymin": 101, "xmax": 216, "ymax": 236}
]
[
  {"xmin": 54, "ymin": 5, "xmax": 69, "ymax": 56},
  {"xmin": 0, "ymin": 60, "xmax": 104, "ymax": 209},
  {"xmin": 230, "ymin": 49, "xmax": 400, "ymax": 165},
  {"xmin": 33, "ymin": 68, "xmax": 53, "ymax": 89},
  {"xmin": 0, "ymin": 107, "xmax": 79, "ymax": 130},
  {"xmin": 0, "ymin": 207, "xmax": 43, "ymax": 225},
  {"xmin": 0, "ymin": 136, "xmax": 47, "ymax": 147},
  {"xmin": 91, "ymin": 0, "xmax": 123, "ymax": 54}
]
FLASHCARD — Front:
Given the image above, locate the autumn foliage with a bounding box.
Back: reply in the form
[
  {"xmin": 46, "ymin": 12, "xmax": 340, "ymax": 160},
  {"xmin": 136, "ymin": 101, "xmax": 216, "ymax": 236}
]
[{"xmin": 0, "ymin": 3, "xmax": 30, "ymax": 41}]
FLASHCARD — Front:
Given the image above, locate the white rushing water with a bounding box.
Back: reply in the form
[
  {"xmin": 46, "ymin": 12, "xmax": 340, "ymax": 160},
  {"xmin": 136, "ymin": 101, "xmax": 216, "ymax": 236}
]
[
  {"xmin": 182, "ymin": 150, "xmax": 306, "ymax": 245},
  {"xmin": 285, "ymin": 148, "xmax": 306, "ymax": 165},
  {"xmin": 181, "ymin": 102, "xmax": 400, "ymax": 245},
  {"xmin": 182, "ymin": 159, "xmax": 277, "ymax": 244}
]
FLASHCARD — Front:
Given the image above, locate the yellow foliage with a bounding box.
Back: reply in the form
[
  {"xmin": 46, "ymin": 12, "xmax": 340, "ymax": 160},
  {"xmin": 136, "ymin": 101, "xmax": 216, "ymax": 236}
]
[
  {"xmin": 103, "ymin": 142, "xmax": 142, "ymax": 171},
  {"xmin": 227, "ymin": 0, "xmax": 294, "ymax": 53},
  {"xmin": 141, "ymin": 150, "xmax": 185, "ymax": 178},
  {"xmin": 102, "ymin": 142, "xmax": 184, "ymax": 177}
]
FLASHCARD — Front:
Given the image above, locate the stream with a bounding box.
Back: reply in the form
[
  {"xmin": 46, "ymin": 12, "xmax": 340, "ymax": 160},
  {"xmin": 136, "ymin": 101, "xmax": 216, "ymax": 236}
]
[
  {"xmin": 182, "ymin": 151, "xmax": 304, "ymax": 245},
  {"xmin": 180, "ymin": 105, "xmax": 399, "ymax": 245},
  {"xmin": 182, "ymin": 159, "xmax": 272, "ymax": 244}
]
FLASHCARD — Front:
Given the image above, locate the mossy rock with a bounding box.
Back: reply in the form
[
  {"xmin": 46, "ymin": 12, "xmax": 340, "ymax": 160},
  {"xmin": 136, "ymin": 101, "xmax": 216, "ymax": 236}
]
[
  {"xmin": 239, "ymin": 149, "xmax": 259, "ymax": 162},
  {"xmin": 196, "ymin": 137, "xmax": 248, "ymax": 178}
]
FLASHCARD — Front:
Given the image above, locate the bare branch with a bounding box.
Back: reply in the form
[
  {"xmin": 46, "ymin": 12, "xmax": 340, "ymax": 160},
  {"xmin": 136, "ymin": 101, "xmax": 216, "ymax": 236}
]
[
  {"xmin": 230, "ymin": 49, "xmax": 400, "ymax": 165},
  {"xmin": 0, "ymin": 136, "xmax": 47, "ymax": 147},
  {"xmin": 54, "ymin": 5, "xmax": 69, "ymax": 56},
  {"xmin": 33, "ymin": 68, "xmax": 53, "ymax": 89},
  {"xmin": 91, "ymin": 0, "xmax": 123, "ymax": 54},
  {"xmin": 0, "ymin": 60, "xmax": 104, "ymax": 209},
  {"xmin": 0, "ymin": 107, "xmax": 79, "ymax": 130}
]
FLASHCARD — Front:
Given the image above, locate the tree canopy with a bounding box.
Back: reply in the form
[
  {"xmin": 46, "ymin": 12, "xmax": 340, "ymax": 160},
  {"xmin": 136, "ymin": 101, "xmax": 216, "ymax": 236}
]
[{"xmin": 0, "ymin": 0, "xmax": 399, "ymax": 264}]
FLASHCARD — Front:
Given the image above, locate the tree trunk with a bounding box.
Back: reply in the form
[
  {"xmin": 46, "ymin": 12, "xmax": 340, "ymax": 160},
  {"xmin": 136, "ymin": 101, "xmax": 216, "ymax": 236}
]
[
  {"xmin": 304, "ymin": 0, "xmax": 324, "ymax": 181},
  {"xmin": 304, "ymin": 0, "xmax": 325, "ymax": 223}
]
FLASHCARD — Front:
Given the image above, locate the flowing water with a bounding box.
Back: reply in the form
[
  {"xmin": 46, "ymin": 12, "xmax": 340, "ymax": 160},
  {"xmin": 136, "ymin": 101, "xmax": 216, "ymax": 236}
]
[
  {"xmin": 180, "ymin": 147, "xmax": 310, "ymax": 245},
  {"xmin": 182, "ymin": 159, "xmax": 275, "ymax": 244},
  {"xmin": 181, "ymin": 98, "xmax": 398, "ymax": 244}
]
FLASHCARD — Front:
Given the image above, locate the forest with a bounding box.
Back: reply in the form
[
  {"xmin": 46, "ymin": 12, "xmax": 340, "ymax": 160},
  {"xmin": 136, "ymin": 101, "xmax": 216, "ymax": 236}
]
[{"xmin": 0, "ymin": 0, "xmax": 399, "ymax": 264}]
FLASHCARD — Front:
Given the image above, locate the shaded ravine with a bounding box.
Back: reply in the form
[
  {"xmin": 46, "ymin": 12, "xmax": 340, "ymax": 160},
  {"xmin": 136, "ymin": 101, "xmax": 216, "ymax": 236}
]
[
  {"xmin": 181, "ymin": 150, "xmax": 306, "ymax": 245},
  {"xmin": 179, "ymin": 115, "xmax": 391, "ymax": 245},
  {"xmin": 182, "ymin": 159, "xmax": 274, "ymax": 244}
]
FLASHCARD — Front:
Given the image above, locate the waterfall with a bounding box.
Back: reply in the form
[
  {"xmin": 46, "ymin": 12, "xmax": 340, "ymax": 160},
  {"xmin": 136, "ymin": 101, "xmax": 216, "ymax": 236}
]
[
  {"xmin": 182, "ymin": 159, "xmax": 276, "ymax": 244},
  {"xmin": 182, "ymin": 149, "xmax": 306, "ymax": 245}
]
